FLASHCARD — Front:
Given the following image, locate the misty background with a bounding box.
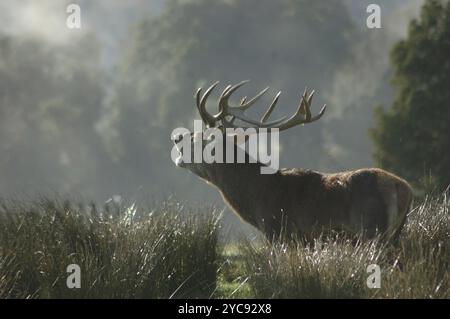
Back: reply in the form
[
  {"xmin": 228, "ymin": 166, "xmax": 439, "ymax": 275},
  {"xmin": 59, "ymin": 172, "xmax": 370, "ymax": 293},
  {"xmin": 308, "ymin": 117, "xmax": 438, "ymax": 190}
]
[{"xmin": 0, "ymin": 0, "xmax": 424, "ymax": 235}]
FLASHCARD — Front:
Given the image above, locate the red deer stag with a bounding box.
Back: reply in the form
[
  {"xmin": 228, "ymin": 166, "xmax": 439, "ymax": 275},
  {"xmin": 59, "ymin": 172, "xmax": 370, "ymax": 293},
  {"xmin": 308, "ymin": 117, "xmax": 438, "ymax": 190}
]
[{"xmin": 173, "ymin": 81, "xmax": 413, "ymax": 241}]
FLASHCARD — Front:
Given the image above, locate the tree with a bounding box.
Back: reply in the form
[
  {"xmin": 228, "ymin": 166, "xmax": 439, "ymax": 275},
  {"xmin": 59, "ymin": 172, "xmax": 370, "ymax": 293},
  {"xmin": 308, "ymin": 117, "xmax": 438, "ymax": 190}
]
[{"xmin": 371, "ymin": 0, "xmax": 450, "ymax": 193}]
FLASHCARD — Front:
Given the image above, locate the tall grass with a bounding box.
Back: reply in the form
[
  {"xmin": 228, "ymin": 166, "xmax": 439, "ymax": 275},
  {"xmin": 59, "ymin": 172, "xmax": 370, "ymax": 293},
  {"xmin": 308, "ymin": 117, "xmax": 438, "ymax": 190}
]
[
  {"xmin": 0, "ymin": 198, "xmax": 221, "ymax": 298},
  {"xmin": 237, "ymin": 196, "xmax": 450, "ymax": 298},
  {"xmin": 0, "ymin": 195, "xmax": 448, "ymax": 299}
]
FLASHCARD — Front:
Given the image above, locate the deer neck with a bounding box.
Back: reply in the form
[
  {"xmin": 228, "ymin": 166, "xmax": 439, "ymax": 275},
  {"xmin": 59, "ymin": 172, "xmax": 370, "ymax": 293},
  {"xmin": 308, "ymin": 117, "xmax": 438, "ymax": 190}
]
[
  {"xmin": 209, "ymin": 162, "xmax": 266, "ymax": 188},
  {"xmin": 206, "ymin": 161, "xmax": 275, "ymax": 227}
]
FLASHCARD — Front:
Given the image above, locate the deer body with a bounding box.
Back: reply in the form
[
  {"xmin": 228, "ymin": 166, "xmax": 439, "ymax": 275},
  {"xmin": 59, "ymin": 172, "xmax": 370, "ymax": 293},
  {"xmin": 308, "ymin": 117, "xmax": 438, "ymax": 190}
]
[
  {"xmin": 173, "ymin": 81, "xmax": 413, "ymax": 240},
  {"xmin": 204, "ymin": 161, "xmax": 412, "ymax": 240}
]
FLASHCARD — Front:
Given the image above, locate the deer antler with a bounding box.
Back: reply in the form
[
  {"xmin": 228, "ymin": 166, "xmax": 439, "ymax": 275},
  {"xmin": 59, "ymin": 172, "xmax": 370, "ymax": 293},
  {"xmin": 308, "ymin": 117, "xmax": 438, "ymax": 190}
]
[
  {"xmin": 274, "ymin": 88, "xmax": 327, "ymax": 131},
  {"xmin": 194, "ymin": 81, "xmax": 327, "ymax": 131}
]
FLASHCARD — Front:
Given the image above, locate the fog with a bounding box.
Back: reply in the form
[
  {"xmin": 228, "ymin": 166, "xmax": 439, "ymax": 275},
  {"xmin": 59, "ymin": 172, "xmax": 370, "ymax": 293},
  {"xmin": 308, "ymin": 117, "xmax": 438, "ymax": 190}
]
[{"xmin": 0, "ymin": 0, "xmax": 424, "ymax": 235}]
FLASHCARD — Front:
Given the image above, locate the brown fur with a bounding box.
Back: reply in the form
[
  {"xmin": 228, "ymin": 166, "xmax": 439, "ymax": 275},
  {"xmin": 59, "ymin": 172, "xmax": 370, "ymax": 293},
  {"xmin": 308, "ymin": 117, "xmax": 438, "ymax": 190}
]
[
  {"xmin": 176, "ymin": 81, "xmax": 413, "ymax": 241},
  {"xmin": 201, "ymin": 161, "xmax": 412, "ymax": 241}
]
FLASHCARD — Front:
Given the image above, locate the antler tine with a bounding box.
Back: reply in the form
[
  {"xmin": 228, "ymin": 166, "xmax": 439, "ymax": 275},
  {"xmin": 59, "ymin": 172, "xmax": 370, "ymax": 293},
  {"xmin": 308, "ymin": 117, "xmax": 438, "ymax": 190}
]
[
  {"xmin": 197, "ymin": 81, "xmax": 220, "ymax": 127},
  {"xmin": 220, "ymin": 83, "xmax": 268, "ymax": 113},
  {"xmin": 195, "ymin": 87, "xmax": 209, "ymax": 125},
  {"xmin": 216, "ymin": 81, "xmax": 246, "ymax": 117},
  {"xmin": 261, "ymin": 91, "xmax": 281, "ymax": 123},
  {"xmin": 304, "ymin": 89, "xmax": 314, "ymax": 120},
  {"xmin": 217, "ymin": 81, "xmax": 286, "ymax": 127},
  {"xmin": 311, "ymin": 103, "xmax": 327, "ymax": 121},
  {"xmin": 222, "ymin": 84, "xmax": 232, "ymax": 97},
  {"xmin": 218, "ymin": 81, "xmax": 246, "ymax": 100},
  {"xmin": 193, "ymin": 81, "xmax": 326, "ymax": 131},
  {"xmin": 195, "ymin": 87, "xmax": 202, "ymax": 110},
  {"xmin": 275, "ymin": 88, "xmax": 327, "ymax": 131},
  {"xmin": 217, "ymin": 85, "xmax": 232, "ymax": 113},
  {"xmin": 200, "ymin": 81, "xmax": 220, "ymax": 109},
  {"xmin": 239, "ymin": 87, "xmax": 269, "ymax": 110}
]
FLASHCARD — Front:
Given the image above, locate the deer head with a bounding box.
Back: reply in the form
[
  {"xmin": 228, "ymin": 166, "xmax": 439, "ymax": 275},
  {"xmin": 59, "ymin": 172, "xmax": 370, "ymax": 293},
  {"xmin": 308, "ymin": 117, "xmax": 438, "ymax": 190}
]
[{"xmin": 172, "ymin": 80, "xmax": 326, "ymax": 179}]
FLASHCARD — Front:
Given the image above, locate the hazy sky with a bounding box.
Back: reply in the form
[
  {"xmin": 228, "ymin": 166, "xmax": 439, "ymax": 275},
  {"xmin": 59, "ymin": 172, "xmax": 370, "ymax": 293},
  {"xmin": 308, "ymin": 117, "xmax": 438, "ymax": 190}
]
[
  {"xmin": 0, "ymin": 1, "xmax": 165, "ymax": 68},
  {"xmin": 0, "ymin": 0, "xmax": 425, "ymax": 237},
  {"xmin": 0, "ymin": 0, "xmax": 422, "ymax": 70}
]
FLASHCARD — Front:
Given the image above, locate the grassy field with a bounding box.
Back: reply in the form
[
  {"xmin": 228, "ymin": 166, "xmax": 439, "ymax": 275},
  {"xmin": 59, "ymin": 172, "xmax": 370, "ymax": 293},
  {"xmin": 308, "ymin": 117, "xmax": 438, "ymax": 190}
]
[
  {"xmin": 0, "ymin": 195, "xmax": 448, "ymax": 299},
  {"xmin": 0, "ymin": 198, "xmax": 221, "ymax": 298}
]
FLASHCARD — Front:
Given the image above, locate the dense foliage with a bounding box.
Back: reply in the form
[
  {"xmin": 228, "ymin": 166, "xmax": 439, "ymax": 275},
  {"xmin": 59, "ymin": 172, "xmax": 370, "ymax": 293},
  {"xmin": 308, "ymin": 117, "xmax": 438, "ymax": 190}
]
[{"xmin": 371, "ymin": 0, "xmax": 450, "ymax": 193}]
